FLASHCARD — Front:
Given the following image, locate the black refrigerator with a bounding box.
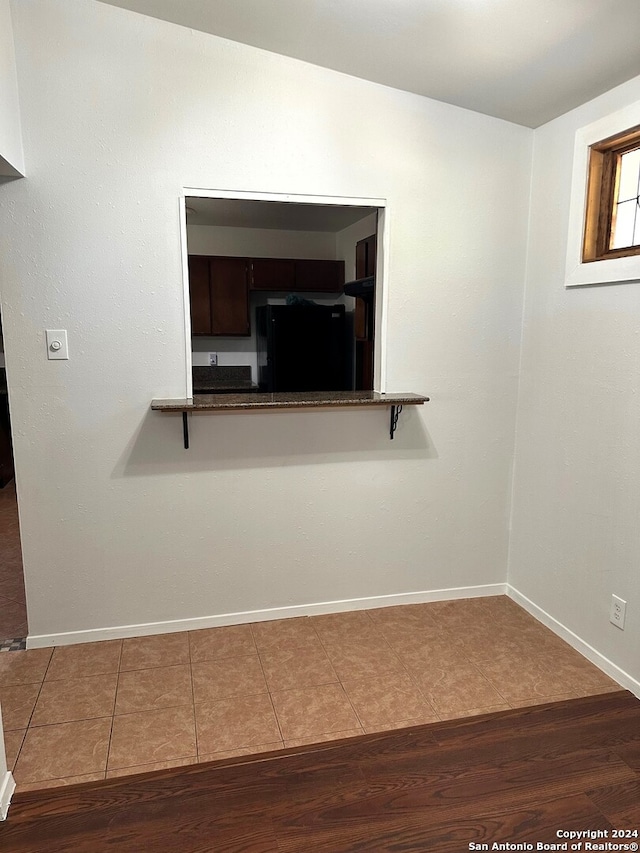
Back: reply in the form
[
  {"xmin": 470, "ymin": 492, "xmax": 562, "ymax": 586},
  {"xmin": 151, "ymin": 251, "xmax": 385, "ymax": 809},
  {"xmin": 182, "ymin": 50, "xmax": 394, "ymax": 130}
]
[{"xmin": 256, "ymin": 304, "xmax": 351, "ymax": 392}]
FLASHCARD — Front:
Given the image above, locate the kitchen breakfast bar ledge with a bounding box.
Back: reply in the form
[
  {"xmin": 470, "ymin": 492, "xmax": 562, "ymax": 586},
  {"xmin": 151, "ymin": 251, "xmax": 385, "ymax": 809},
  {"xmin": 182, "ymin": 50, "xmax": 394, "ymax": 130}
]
[{"xmin": 151, "ymin": 391, "xmax": 429, "ymax": 448}]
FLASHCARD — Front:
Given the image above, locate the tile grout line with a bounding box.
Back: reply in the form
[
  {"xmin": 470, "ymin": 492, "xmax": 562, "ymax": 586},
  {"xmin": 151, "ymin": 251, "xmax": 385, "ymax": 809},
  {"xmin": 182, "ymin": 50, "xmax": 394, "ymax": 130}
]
[
  {"xmin": 6, "ymin": 728, "xmax": 26, "ymax": 779},
  {"xmin": 374, "ymin": 616, "xmax": 500, "ymax": 722},
  {"xmin": 323, "ymin": 615, "xmax": 437, "ymax": 729},
  {"xmin": 187, "ymin": 632, "xmax": 201, "ymax": 762},
  {"xmin": 15, "ymin": 770, "xmax": 107, "ymax": 792},
  {"xmin": 4, "ymin": 598, "xmax": 618, "ymax": 790},
  {"xmin": 13, "ymin": 647, "xmax": 56, "ymax": 777},
  {"xmin": 310, "ymin": 618, "xmax": 366, "ymax": 737},
  {"xmin": 250, "ymin": 622, "xmax": 285, "ymax": 749},
  {"xmin": 351, "ymin": 616, "xmax": 444, "ymax": 723},
  {"xmin": 104, "ymin": 640, "xmax": 125, "ymax": 779},
  {"xmin": 444, "ymin": 628, "xmax": 514, "ymax": 712},
  {"xmin": 342, "ymin": 611, "xmax": 404, "ymax": 735},
  {"xmin": 10, "ymin": 647, "xmax": 54, "ymax": 786},
  {"xmin": 336, "ymin": 677, "xmax": 366, "ymax": 735},
  {"xmin": 306, "ymin": 620, "xmax": 344, "ymax": 691}
]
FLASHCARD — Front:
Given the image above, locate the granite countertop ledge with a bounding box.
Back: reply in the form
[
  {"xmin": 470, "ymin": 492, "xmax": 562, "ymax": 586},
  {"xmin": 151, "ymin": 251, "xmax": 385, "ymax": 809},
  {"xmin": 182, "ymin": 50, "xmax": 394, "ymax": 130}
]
[
  {"xmin": 151, "ymin": 391, "xmax": 429, "ymax": 412},
  {"xmin": 193, "ymin": 381, "xmax": 258, "ymax": 393}
]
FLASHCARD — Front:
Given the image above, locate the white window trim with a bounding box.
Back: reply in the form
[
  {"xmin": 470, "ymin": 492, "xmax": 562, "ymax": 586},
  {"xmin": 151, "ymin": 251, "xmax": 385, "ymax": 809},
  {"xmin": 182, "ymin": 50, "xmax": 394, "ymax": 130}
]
[
  {"xmin": 179, "ymin": 188, "xmax": 388, "ymax": 399},
  {"xmin": 566, "ymin": 101, "xmax": 640, "ymax": 287}
]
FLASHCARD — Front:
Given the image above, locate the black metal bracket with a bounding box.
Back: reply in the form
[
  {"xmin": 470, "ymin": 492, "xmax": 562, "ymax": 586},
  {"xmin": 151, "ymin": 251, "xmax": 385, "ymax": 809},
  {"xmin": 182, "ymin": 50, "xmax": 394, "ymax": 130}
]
[
  {"xmin": 389, "ymin": 404, "xmax": 403, "ymax": 439},
  {"xmin": 182, "ymin": 411, "xmax": 190, "ymax": 449}
]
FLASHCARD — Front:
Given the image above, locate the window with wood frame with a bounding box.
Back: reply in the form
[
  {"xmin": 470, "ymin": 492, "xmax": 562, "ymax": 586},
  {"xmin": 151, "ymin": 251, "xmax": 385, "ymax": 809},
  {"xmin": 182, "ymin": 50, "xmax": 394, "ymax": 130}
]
[{"xmin": 583, "ymin": 124, "xmax": 640, "ymax": 262}]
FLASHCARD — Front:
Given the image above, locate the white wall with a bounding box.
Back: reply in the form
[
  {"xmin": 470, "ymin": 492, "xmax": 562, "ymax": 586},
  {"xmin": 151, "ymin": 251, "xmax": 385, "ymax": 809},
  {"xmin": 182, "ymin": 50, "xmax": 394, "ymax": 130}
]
[
  {"xmin": 0, "ymin": 0, "xmax": 531, "ymax": 642},
  {"xmin": 187, "ymin": 224, "xmax": 337, "ymax": 259},
  {"xmin": 0, "ymin": 0, "xmax": 11, "ymax": 785},
  {"xmin": 0, "ymin": 0, "xmax": 24, "ymax": 177},
  {"xmin": 509, "ymin": 74, "xmax": 640, "ymax": 686},
  {"xmin": 0, "ymin": 0, "xmax": 18, "ymax": 803}
]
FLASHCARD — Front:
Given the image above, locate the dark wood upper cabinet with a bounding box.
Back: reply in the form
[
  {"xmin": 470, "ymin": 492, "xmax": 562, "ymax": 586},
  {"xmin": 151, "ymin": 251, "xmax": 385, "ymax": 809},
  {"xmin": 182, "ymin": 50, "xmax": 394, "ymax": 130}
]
[
  {"xmin": 250, "ymin": 259, "xmax": 296, "ymax": 291},
  {"xmin": 188, "ymin": 256, "xmax": 250, "ymax": 337},
  {"xmin": 188, "ymin": 255, "xmax": 212, "ymax": 336},
  {"xmin": 189, "ymin": 255, "xmax": 344, "ymax": 337},
  {"xmin": 210, "ymin": 257, "xmax": 250, "ymax": 336},
  {"xmin": 250, "ymin": 258, "xmax": 344, "ymax": 292},
  {"xmin": 294, "ymin": 259, "xmax": 344, "ymax": 292}
]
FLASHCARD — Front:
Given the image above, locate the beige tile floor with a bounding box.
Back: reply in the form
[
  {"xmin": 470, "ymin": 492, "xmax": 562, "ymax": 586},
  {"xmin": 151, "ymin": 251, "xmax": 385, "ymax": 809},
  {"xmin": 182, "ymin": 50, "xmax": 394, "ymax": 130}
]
[{"xmin": 0, "ymin": 596, "xmax": 621, "ymax": 792}]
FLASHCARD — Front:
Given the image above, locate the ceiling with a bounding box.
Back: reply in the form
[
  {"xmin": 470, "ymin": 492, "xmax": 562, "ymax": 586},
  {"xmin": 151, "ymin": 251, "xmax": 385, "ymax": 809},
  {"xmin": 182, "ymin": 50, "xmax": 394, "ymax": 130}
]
[
  {"xmin": 98, "ymin": 0, "xmax": 640, "ymax": 128},
  {"xmin": 185, "ymin": 198, "xmax": 377, "ymax": 231}
]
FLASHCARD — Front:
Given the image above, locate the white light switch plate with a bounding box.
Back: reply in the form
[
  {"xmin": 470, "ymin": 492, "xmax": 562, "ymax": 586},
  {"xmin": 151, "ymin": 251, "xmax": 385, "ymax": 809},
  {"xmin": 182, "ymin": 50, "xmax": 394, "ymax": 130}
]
[{"xmin": 46, "ymin": 329, "xmax": 69, "ymax": 360}]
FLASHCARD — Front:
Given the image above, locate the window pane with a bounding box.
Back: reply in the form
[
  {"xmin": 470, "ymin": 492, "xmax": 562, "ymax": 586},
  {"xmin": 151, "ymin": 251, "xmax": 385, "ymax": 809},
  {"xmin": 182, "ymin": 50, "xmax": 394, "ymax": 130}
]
[
  {"xmin": 611, "ymin": 198, "xmax": 637, "ymax": 249},
  {"xmin": 617, "ymin": 148, "xmax": 640, "ymax": 203},
  {"xmin": 634, "ymin": 201, "xmax": 640, "ymax": 246}
]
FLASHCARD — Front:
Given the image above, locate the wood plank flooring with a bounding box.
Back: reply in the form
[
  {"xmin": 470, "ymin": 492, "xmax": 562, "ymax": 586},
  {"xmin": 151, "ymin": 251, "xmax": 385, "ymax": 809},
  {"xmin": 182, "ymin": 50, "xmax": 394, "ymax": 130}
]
[{"xmin": 2, "ymin": 690, "xmax": 639, "ymax": 853}]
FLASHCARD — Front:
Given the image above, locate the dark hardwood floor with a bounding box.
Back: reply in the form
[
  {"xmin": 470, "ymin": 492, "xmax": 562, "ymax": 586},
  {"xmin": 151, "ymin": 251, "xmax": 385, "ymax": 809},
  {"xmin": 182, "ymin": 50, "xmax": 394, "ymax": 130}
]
[{"xmin": 2, "ymin": 690, "xmax": 639, "ymax": 852}]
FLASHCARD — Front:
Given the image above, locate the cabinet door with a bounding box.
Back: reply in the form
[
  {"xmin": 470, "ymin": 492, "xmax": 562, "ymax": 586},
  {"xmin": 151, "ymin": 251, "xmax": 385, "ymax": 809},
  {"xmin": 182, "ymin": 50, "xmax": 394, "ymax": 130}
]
[
  {"xmin": 294, "ymin": 259, "xmax": 345, "ymax": 292},
  {"xmin": 210, "ymin": 257, "xmax": 250, "ymax": 336},
  {"xmin": 354, "ymin": 235, "xmax": 376, "ymax": 342},
  {"xmin": 354, "ymin": 235, "xmax": 376, "ymax": 390},
  {"xmin": 250, "ymin": 259, "xmax": 296, "ymax": 291},
  {"xmin": 356, "ymin": 239, "xmax": 368, "ymax": 280},
  {"xmin": 188, "ymin": 255, "xmax": 212, "ymax": 336},
  {"xmin": 356, "ymin": 234, "xmax": 376, "ymax": 278}
]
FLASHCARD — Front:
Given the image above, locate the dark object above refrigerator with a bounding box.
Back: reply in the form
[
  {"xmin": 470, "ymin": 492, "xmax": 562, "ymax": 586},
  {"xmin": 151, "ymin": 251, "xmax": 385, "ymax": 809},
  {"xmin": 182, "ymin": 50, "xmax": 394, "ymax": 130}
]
[
  {"xmin": 256, "ymin": 304, "xmax": 351, "ymax": 393},
  {"xmin": 343, "ymin": 275, "xmax": 374, "ymax": 298}
]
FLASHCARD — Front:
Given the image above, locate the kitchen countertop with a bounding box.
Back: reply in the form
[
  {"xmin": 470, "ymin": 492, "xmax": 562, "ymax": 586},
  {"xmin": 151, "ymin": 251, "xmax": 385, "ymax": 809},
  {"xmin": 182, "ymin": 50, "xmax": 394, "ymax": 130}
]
[
  {"xmin": 151, "ymin": 391, "xmax": 429, "ymax": 412},
  {"xmin": 193, "ymin": 383, "xmax": 259, "ymax": 394},
  {"xmin": 192, "ymin": 365, "xmax": 256, "ymax": 394}
]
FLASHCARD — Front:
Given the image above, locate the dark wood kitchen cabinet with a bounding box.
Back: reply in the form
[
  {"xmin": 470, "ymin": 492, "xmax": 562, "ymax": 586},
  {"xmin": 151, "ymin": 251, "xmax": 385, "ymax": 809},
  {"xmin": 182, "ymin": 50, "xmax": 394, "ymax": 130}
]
[
  {"xmin": 249, "ymin": 258, "xmax": 344, "ymax": 292},
  {"xmin": 250, "ymin": 259, "xmax": 295, "ymax": 291},
  {"xmin": 188, "ymin": 254, "xmax": 344, "ymax": 335},
  {"xmin": 294, "ymin": 259, "xmax": 344, "ymax": 292},
  {"xmin": 188, "ymin": 256, "xmax": 212, "ymax": 335},
  {"xmin": 355, "ymin": 234, "xmax": 376, "ymax": 340},
  {"xmin": 354, "ymin": 234, "xmax": 376, "ymax": 391},
  {"xmin": 188, "ymin": 255, "xmax": 250, "ymax": 337}
]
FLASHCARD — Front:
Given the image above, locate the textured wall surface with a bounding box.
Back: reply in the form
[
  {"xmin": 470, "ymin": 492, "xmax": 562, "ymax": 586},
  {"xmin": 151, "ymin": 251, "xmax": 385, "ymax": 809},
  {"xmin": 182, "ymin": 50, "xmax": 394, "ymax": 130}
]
[
  {"xmin": 0, "ymin": 0, "xmax": 531, "ymax": 640},
  {"xmin": 186, "ymin": 224, "xmax": 339, "ymax": 260},
  {"xmin": 509, "ymin": 75, "xmax": 640, "ymax": 685},
  {"xmin": 0, "ymin": 0, "xmax": 24, "ymax": 176}
]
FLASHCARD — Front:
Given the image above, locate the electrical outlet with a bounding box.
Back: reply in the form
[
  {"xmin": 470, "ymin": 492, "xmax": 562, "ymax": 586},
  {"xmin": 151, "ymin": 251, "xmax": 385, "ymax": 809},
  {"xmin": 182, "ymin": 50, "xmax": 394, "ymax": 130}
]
[
  {"xmin": 208, "ymin": 352, "xmax": 218, "ymax": 366},
  {"xmin": 610, "ymin": 594, "xmax": 627, "ymax": 630}
]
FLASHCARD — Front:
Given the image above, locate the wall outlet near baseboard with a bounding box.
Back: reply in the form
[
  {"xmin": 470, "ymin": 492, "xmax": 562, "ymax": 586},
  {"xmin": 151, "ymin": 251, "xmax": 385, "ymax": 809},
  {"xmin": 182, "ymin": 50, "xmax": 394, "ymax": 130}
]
[
  {"xmin": 610, "ymin": 594, "xmax": 627, "ymax": 630},
  {"xmin": 208, "ymin": 352, "xmax": 218, "ymax": 366}
]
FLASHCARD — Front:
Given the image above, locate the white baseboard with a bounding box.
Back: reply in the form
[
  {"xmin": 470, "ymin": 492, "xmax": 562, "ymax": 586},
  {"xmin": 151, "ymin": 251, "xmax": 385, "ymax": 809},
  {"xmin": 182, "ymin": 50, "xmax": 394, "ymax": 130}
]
[
  {"xmin": 0, "ymin": 772, "xmax": 15, "ymax": 821},
  {"xmin": 26, "ymin": 583, "xmax": 507, "ymax": 648},
  {"xmin": 508, "ymin": 585, "xmax": 640, "ymax": 699}
]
